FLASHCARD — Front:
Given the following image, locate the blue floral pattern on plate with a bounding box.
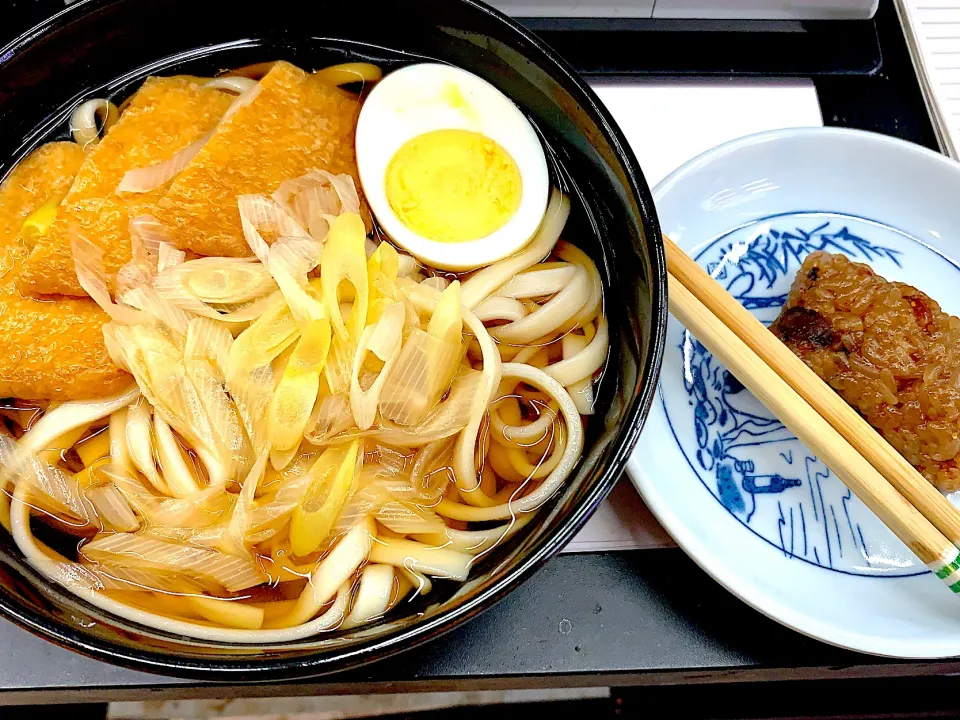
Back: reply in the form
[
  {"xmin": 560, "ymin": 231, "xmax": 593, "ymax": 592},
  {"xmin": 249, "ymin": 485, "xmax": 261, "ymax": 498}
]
[{"xmin": 660, "ymin": 212, "xmax": 960, "ymax": 578}]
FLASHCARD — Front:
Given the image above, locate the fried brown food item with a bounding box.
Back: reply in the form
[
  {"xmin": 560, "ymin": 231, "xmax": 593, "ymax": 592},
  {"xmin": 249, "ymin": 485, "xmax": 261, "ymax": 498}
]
[
  {"xmin": 770, "ymin": 251, "xmax": 960, "ymax": 493},
  {"xmin": 18, "ymin": 76, "xmax": 233, "ymax": 297},
  {"xmin": 0, "ymin": 142, "xmax": 130, "ymax": 400},
  {"xmin": 153, "ymin": 61, "xmax": 364, "ymax": 258}
]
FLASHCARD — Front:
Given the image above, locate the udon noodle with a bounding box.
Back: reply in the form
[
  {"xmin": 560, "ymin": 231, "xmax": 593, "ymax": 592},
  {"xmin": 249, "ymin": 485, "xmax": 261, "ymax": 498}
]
[{"xmin": 0, "ymin": 63, "xmax": 608, "ymax": 641}]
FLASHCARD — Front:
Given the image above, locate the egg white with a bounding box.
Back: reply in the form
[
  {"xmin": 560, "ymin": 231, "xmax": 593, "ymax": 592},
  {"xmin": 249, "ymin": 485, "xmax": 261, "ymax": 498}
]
[{"xmin": 355, "ymin": 63, "xmax": 550, "ymax": 271}]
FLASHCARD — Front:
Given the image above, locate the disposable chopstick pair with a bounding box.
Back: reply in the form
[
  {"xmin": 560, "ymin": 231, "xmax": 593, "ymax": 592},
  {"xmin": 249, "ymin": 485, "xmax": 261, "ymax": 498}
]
[{"xmin": 664, "ymin": 237, "xmax": 960, "ymax": 593}]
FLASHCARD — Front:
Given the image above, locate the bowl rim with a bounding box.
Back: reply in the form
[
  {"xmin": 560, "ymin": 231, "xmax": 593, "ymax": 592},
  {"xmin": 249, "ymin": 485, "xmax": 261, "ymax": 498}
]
[{"xmin": 0, "ymin": 0, "xmax": 668, "ymax": 680}]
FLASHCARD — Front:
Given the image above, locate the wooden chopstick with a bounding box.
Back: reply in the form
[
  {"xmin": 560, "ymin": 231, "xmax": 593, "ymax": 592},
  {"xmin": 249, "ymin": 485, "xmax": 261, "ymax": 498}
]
[
  {"xmin": 665, "ymin": 236, "xmax": 960, "ymax": 550},
  {"xmin": 667, "ymin": 274, "xmax": 960, "ymax": 593}
]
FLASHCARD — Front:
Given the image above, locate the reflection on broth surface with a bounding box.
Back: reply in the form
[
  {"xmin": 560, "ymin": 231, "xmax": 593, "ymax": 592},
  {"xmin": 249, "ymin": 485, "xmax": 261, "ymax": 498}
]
[{"xmin": 0, "ymin": 59, "xmax": 609, "ymax": 642}]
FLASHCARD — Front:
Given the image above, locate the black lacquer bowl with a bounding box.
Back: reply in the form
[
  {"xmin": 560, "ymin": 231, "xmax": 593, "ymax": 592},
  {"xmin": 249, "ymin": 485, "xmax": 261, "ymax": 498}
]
[{"xmin": 0, "ymin": 0, "xmax": 667, "ymax": 680}]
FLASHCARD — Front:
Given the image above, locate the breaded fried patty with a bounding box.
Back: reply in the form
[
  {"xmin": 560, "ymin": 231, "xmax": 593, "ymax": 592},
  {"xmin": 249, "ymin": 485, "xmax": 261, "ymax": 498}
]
[{"xmin": 771, "ymin": 251, "xmax": 960, "ymax": 493}]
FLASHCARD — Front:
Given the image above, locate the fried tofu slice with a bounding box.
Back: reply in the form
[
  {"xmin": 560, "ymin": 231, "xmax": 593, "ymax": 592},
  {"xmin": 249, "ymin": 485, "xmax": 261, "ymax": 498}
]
[
  {"xmin": 0, "ymin": 142, "xmax": 131, "ymax": 400},
  {"xmin": 0, "ymin": 144, "xmax": 81, "ymax": 246},
  {"xmin": 153, "ymin": 61, "xmax": 363, "ymax": 258},
  {"xmin": 18, "ymin": 76, "xmax": 234, "ymax": 297}
]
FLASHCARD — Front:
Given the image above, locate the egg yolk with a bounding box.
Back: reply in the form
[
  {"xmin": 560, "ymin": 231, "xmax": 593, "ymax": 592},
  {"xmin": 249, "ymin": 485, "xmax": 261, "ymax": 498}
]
[{"xmin": 384, "ymin": 129, "xmax": 522, "ymax": 243}]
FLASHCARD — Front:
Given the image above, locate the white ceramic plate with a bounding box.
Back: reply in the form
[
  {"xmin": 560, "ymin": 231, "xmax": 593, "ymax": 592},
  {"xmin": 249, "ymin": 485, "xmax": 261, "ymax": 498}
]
[{"xmin": 627, "ymin": 127, "xmax": 960, "ymax": 658}]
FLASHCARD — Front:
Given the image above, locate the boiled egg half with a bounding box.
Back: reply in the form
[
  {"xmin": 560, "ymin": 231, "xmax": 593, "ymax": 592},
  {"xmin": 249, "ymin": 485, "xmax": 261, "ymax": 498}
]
[{"xmin": 355, "ymin": 63, "xmax": 549, "ymax": 271}]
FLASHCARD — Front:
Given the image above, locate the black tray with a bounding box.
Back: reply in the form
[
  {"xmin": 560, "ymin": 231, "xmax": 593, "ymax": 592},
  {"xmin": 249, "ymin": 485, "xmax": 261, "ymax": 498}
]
[{"xmin": 0, "ymin": 0, "xmax": 950, "ymax": 708}]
